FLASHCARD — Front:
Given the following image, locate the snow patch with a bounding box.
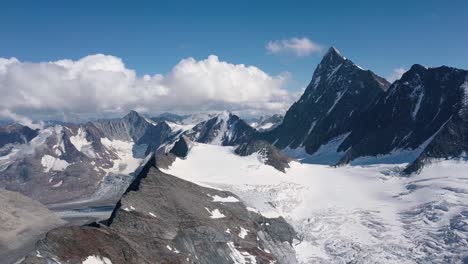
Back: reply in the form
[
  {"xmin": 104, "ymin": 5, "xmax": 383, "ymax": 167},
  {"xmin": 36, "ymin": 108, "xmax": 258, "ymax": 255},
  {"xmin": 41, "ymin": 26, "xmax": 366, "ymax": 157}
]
[
  {"xmin": 410, "ymin": 85, "xmax": 424, "ymax": 120},
  {"xmin": 52, "ymin": 180, "xmax": 63, "ymax": 188},
  {"xmin": 100, "ymin": 138, "xmax": 145, "ymax": 175},
  {"xmin": 238, "ymin": 227, "xmax": 249, "ymax": 239},
  {"xmin": 82, "ymin": 255, "xmax": 112, "ymax": 264},
  {"xmin": 205, "ymin": 207, "xmax": 226, "ymax": 219},
  {"xmin": 70, "ymin": 127, "xmax": 96, "ymax": 158},
  {"xmin": 209, "ymin": 194, "xmax": 239, "ymax": 203},
  {"xmin": 285, "ymin": 133, "xmax": 350, "ymax": 165},
  {"xmin": 166, "ymin": 121, "xmax": 195, "ymax": 133},
  {"xmin": 210, "ymin": 111, "xmax": 231, "ymax": 145},
  {"xmin": 41, "ymin": 155, "xmax": 70, "ymax": 172},
  {"xmin": 226, "ymin": 241, "xmax": 257, "ymax": 264}
]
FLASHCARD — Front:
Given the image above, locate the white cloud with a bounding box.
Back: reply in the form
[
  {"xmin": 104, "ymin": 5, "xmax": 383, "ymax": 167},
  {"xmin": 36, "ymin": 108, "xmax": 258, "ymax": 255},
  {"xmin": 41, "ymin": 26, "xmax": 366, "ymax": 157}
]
[
  {"xmin": 388, "ymin": 67, "xmax": 406, "ymax": 82},
  {"xmin": 266, "ymin": 37, "xmax": 323, "ymax": 57},
  {"xmin": 0, "ymin": 54, "xmax": 296, "ymax": 121}
]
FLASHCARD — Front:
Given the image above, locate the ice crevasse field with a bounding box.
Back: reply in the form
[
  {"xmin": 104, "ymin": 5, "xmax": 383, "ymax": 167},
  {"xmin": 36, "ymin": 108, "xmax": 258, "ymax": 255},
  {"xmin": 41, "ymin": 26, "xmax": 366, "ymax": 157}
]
[{"xmin": 162, "ymin": 143, "xmax": 468, "ymax": 263}]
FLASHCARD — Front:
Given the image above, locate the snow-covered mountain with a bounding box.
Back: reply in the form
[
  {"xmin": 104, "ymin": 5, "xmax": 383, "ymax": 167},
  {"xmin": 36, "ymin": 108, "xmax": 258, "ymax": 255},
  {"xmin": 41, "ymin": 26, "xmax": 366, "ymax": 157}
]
[
  {"xmin": 263, "ymin": 47, "xmax": 390, "ymax": 164},
  {"xmin": 262, "ymin": 47, "xmax": 468, "ymax": 173},
  {"xmin": 339, "ymin": 64, "xmax": 468, "ymax": 172},
  {"xmin": 249, "ymin": 114, "xmax": 284, "ymax": 132},
  {"xmin": 184, "ymin": 111, "xmax": 257, "ymax": 146},
  {"xmin": 0, "ymin": 110, "xmax": 266, "ymax": 207},
  {"xmin": 0, "ymin": 111, "xmax": 173, "ymax": 206}
]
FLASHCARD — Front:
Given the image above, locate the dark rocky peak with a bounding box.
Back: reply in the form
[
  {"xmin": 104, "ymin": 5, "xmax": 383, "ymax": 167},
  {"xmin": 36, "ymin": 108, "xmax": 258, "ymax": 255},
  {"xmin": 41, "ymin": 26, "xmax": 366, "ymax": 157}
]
[
  {"xmin": 319, "ymin": 46, "xmax": 346, "ymax": 68},
  {"xmin": 303, "ymin": 47, "xmax": 389, "ymax": 99},
  {"xmin": 0, "ymin": 124, "xmax": 39, "ymax": 148},
  {"xmin": 169, "ymin": 136, "xmax": 192, "ymax": 158},
  {"xmin": 339, "ymin": 65, "xmax": 468, "ymax": 168},
  {"xmin": 263, "ymin": 47, "xmax": 389, "ymax": 156},
  {"xmin": 93, "ymin": 111, "xmax": 155, "ymax": 141},
  {"xmin": 235, "ymin": 140, "xmax": 293, "ymax": 172},
  {"xmin": 123, "ymin": 110, "xmax": 146, "ymax": 123}
]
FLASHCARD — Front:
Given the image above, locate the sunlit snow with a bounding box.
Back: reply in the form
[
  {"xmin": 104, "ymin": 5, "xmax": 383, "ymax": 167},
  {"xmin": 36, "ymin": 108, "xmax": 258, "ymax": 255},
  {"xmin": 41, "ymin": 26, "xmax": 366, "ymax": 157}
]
[
  {"xmin": 163, "ymin": 143, "xmax": 468, "ymax": 263},
  {"xmin": 205, "ymin": 207, "xmax": 226, "ymax": 219},
  {"xmin": 82, "ymin": 255, "xmax": 112, "ymax": 264},
  {"xmin": 100, "ymin": 138, "xmax": 145, "ymax": 175},
  {"xmin": 41, "ymin": 154, "xmax": 70, "ymax": 172},
  {"xmin": 209, "ymin": 194, "xmax": 239, "ymax": 203}
]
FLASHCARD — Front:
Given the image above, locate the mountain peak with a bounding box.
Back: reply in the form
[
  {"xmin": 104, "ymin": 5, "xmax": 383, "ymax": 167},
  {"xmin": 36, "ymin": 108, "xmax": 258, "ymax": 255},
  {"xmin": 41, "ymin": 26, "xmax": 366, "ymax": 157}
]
[
  {"xmin": 327, "ymin": 46, "xmax": 344, "ymax": 57},
  {"xmin": 323, "ymin": 46, "xmax": 346, "ymax": 63},
  {"xmin": 314, "ymin": 47, "xmax": 347, "ymax": 73},
  {"xmin": 122, "ymin": 110, "xmax": 150, "ymax": 125},
  {"xmin": 408, "ymin": 64, "xmax": 427, "ymax": 73},
  {"xmin": 124, "ymin": 110, "xmax": 141, "ymax": 118}
]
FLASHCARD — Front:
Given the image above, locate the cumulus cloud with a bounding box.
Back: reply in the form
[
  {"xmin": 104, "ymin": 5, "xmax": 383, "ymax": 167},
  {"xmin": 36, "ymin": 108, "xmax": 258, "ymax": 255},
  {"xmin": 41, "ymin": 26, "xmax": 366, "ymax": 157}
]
[
  {"xmin": 0, "ymin": 54, "xmax": 296, "ymax": 121},
  {"xmin": 266, "ymin": 37, "xmax": 323, "ymax": 57},
  {"xmin": 388, "ymin": 67, "xmax": 406, "ymax": 82}
]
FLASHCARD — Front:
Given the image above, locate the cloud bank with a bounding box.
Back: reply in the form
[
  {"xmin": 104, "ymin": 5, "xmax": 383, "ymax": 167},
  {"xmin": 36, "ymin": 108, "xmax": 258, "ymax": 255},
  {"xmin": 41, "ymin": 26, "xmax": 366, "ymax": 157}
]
[
  {"xmin": 266, "ymin": 37, "xmax": 323, "ymax": 57},
  {"xmin": 0, "ymin": 54, "xmax": 297, "ymax": 121}
]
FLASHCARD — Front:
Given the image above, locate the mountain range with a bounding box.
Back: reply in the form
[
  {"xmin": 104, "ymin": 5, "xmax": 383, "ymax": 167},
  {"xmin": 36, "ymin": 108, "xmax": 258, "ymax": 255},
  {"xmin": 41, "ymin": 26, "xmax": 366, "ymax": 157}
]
[{"xmin": 1, "ymin": 47, "xmax": 468, "ymax": 263}]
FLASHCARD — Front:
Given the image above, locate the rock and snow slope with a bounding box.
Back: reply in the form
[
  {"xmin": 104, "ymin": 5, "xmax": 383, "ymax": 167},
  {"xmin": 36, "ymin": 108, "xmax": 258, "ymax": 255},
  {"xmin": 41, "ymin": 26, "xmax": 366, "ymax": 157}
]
[
  {"xmin": 0, "ymin": 111, "xmax": 173, "ymax": 206},
  {"xmin": 24, "ymin": 156, "xmax": 298, "ymax": 264},
  {"xmin": 263, "ymin": 47, "xmax": 389, "ymax": 162},
  {"xmin": 261, "ymin": 48, "xmax": 468, "ymax": 173},
  {"xmin": 163, "ymin": 143, "xmax": 468, "ymax": 263}
]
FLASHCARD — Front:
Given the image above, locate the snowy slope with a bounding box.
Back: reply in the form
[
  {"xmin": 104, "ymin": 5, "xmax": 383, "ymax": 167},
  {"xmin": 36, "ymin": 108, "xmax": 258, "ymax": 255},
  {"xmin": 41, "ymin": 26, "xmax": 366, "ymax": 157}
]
[{"xmin": 162, "ymin": 143, "xmax": 468, "ymax": 263}]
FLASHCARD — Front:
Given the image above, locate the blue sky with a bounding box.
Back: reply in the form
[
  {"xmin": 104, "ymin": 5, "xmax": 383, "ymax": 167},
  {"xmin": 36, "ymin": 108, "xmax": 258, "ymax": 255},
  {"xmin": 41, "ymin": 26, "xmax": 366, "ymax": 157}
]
[
  {"xmin": 0, "ymin": 0, "xmax": 467, "ymax": 121},
  {"xmin": 2, "ymin": 0, "xmax": 467, "ymax": 88}
]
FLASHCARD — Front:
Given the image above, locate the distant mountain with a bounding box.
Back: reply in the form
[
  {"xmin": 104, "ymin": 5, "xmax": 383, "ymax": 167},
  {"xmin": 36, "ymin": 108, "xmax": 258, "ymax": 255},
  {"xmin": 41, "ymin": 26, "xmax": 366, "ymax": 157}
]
[
  {"xmin": 0, "ymin": 110, "xmax": 268, "ymax": 207},
  {"xmin": 263, "ymin": 47, "xmax": 389, "ymax": 164},
  {"xmin": 0, "ymin": 111, "xmax": 173, "ymax": 206},
  {"xmin": 150, "ymin": 112, "xmax": 189, "ymax": 124},
  {"xmin": 0, "ymin": 124, "xmax": 38, "ymax": 148},
  {"xmin": 249, "ymin": 114, "xmax": 283, "ymax": 132},
  {"xmin": 185, "ymin": 111, "xmax": 257, "ymax": 146}
]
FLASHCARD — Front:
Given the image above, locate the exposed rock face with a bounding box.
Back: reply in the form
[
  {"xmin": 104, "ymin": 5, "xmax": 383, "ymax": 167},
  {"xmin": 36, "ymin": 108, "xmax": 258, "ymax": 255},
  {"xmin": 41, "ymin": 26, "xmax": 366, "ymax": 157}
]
[
  {"xmin": 185, "ymin": 111, "xmax": 257, "ymax": 146},
  {"xmin": 0, "ymin": 111, "xmax": 173, "ymax": 205},
  {"xmin": 263, "ymin": 47, "xmax": 389, "ymax": 163},
  {"xmin": 170, "ymin": 136, "xmax": 192, "ymax": 158},
  {"xmin": 24, "ymin": 157, "xmax": 298, "ymax": 264},
  {"xmin": 339, "ymin": 65, "xmax": 468, "ymax": 170},
  {"xmin": 260, "ymin": 47, "xmax": 468, "ymax": 172},
  {"xmin": 0, "ymin": 124, "xmax": 38, "ymax": 148},
  {"xmin": 235, "ymin": 140, "xmax": 292, "ymax": 172},
  {"xmin": 0, "ymin": 189, "xmax": 64, "ymax": 264},
  {"xmin": 92, "ymin": 110, "xmax": 173, "ymax": 152}
]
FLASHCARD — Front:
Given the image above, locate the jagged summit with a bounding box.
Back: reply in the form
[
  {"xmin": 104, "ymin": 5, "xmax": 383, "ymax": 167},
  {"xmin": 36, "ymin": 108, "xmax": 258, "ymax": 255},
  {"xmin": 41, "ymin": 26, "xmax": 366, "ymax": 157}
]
[
  {"xmin": 124, "ymin": 110, "xmax": 141, "ymax": 118},
  {"xmin": 314, "ymin": 47, "xmax": 347, "ymax": 76},
  {"xmin": 263, "ymin": 47, "xmax": 389, "ymax": 156},
  {"xmin": 323, "ymin": 46, "xmax": 346, "ymax": 63}
]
